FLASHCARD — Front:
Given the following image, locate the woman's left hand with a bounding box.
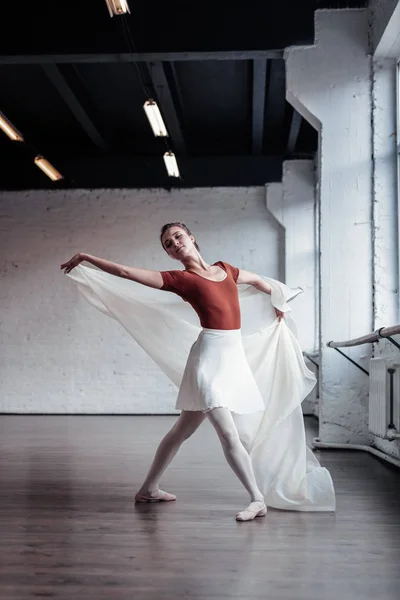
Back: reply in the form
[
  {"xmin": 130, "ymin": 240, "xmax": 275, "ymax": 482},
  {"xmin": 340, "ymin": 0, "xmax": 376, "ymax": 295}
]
[
  {"xmin": 60, "ymin": 253, "xmax": 85, "ymax": 274},
  {"xmin": 275, "ymin": 308, "xmax": 284, "ymax": 321}
]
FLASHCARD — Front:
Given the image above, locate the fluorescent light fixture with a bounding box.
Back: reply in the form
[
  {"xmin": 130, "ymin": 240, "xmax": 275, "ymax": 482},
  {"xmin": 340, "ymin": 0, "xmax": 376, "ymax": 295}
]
[
  {"xmin": 34, "ymin": 155, "xmax": 63, "ymax": 181},
  {"xmin": 143, "ymin": 99, "xmax": 168, "ymax": 137},
  {"xmin": 105, "ymin": 0, "xmax": 130, "ymax": 17},
  {"xmin": 0, "ymin": 111, "xmax": 24, "ymax": 142},
  {"xmin": 163, "ymin": 152, "xmax": 180, "ymax": 178}
]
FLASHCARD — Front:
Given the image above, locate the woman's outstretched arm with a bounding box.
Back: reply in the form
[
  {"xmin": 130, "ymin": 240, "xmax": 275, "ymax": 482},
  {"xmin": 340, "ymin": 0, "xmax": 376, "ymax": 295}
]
[
  {"xmin": 60, "ymin": 253, "xmax": 163, "ymax": 289},
  {"xmin": 237, "ymin": 268, "xmax": 284, "ymax": 321},
  {"xmin": 236, "ymin": 269, "xmax": 271, "ymax": 294}
]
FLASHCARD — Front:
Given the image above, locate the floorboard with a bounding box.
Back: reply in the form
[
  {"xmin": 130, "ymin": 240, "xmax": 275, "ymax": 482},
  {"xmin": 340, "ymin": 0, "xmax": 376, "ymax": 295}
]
[{"xmin": 0, "ymin": 415, "xmax": 399, "ymax": 600}]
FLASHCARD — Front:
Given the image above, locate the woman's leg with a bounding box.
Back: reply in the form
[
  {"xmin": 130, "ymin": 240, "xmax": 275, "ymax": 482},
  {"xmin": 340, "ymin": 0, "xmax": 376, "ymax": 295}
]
[
  {"xmin": 206, "ymin": 407, "xmax": 264, "ymax": 503},
  {"xmin": 206, "ymin": 407, "xmax": 266, "ymax": 520},
  {"xmin": 137, "ymin": 410, "xmax": 206, "ymax": 498}
]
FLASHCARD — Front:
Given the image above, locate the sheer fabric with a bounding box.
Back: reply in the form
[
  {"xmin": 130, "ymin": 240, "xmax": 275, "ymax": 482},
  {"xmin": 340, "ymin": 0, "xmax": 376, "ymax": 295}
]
[{"xmin": 66, "ymin": 265, "xmax": 335, "ymax": 511}]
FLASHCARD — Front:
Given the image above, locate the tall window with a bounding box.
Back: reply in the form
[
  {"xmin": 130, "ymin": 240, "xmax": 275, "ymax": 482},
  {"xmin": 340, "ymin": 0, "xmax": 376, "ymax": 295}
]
[{"xmin": 397, "ymin": 60, "xmax": 400, "ymax": 309}]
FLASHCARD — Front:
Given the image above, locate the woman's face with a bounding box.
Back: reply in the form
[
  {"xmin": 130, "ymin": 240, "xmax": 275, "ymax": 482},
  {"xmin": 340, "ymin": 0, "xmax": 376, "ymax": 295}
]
[{"xmin": 161, "ymin": 226, "xmax": 195, "ymax": 260}]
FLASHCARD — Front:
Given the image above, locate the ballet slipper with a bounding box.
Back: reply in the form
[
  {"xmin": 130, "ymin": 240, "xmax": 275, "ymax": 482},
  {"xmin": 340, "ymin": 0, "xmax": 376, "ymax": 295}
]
[
  {"xmin": 134, "ymin": 489, "xmax": 177, "ymax": 503},
  {"xmin": 236, "ymin": 501, "xmax": 267, "ymax": 521}
]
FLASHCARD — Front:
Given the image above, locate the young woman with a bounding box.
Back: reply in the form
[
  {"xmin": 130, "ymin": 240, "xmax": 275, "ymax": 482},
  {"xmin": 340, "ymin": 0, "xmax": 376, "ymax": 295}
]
[{"xmin": 61, "ymin": 222, "xmax": 285, "ymax": 521}]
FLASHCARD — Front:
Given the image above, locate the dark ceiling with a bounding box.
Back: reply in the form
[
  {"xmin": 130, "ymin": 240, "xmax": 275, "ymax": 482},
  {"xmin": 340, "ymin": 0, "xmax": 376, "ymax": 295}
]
[{"xmin": 0, "ymin": 0, "xmax": 368, "ymax": 190}]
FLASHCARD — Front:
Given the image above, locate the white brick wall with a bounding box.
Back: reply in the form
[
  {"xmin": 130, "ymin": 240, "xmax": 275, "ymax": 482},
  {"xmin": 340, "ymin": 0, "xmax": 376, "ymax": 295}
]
[
  {"xmin": 266, "ymin": 160, "xmax": 319, "ymax": 417},
  {"xmin": 0, "ymin": 187, "xmax": 284, "ymax": 414},
  {"xmin": 370, "ymin": 4, "xmax": 400, "ymax": 460},
  {"xmin": 286, "ymin": 9, "xmax": 373, "ymax": 444},
  {"xmin": 372, "ymin": 59, "xmax": 399, "ymax": 331},
  {"xmin": 267, "ymin": 160, "xmax": 317, "ymax": 353}
]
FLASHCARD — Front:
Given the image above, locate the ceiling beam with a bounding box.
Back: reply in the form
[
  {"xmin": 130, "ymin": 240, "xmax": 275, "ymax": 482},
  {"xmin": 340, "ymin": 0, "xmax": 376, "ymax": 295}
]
[
  {"xmin": 287, "ymin": 108, "xmax": 302, "ymax": 155},
  {"xmin": 0, "ymin": 50, "xmax": 283, "ymax": 65},
  {"xmin": 0, "ymin": 155, "xmax": 283, "ymax": 189},
  {"xmin": 42, "ymin": 64, "xmax": 108, "ymax": 151},
  {"xmin": 168, "ymin": 62, "xmax": 186, "ymax": 123},
  {"xmin": 263, "ymin": 60, "xmax": 286, "ymax": 152},
  {"xmin": 148, "ymin": 62, "xmax": 186, "ymax": 154},
  {"xmin": 252, "ymin": 59, "xmax": 267, "ymax": 155}
]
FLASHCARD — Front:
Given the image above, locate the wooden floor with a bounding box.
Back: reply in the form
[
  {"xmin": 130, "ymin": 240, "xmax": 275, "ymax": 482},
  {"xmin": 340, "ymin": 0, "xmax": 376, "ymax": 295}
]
[{"xmin": 0, "ymin": 415, "xmax": 399, "ymax": 600}]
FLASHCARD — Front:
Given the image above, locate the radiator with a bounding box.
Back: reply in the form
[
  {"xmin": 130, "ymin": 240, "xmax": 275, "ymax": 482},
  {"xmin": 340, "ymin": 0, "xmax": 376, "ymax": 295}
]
[{"xmin": 369, "ymin": 357, "xmax": 400, "ymax": 439}]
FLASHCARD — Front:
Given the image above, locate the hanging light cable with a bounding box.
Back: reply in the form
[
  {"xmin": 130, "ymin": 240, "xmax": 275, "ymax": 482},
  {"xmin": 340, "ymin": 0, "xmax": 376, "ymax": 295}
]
[
  {"xmin": 119, "ymin": 20, "xmax": 170, "ymax": 139},
  {"xmin": 0, "ymin": 111, "xmax": 24, "ymax": 142},
  {"xmin": 105, "ymin": 0, "xmax": 130, "ymax": 17},
  {"xmin": 118, "ymin": 13, "xmax": 182, "ymax": 181}
]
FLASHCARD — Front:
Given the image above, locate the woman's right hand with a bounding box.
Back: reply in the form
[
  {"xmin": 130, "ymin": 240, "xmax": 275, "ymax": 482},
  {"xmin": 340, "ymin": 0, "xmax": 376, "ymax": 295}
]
[{"xmin": 60, "ymin": 253, "xmax": 85, "ymax": 274}]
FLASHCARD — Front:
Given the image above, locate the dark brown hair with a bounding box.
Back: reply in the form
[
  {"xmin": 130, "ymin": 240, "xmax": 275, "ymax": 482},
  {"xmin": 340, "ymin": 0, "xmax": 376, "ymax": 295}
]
[{"xmin": 160, "ymin": 222, "xmax": 200, "ymax": 252}]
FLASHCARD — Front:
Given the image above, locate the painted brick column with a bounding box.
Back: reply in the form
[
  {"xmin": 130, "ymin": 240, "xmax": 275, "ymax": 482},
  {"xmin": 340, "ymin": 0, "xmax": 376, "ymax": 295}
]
[{"xmin": 286, "ymin": 10, "xmax": 373, "ymax": 443}]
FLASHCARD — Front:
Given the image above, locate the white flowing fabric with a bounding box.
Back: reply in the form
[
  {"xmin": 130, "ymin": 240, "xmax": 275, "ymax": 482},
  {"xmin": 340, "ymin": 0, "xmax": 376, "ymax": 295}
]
[{"xmin": 66, "ymin": 265, "xmax": 336, "ymax": 511}]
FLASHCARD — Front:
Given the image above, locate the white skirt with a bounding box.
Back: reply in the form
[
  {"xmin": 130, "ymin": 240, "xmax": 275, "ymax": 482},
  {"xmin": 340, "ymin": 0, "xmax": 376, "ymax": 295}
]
[{"xmin": 176, "ymin": 328, "xmax": 265, "ymax": 413}]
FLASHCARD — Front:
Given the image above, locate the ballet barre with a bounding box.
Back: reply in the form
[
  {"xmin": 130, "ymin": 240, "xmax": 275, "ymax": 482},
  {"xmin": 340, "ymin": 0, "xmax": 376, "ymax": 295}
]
[
  {"xmin": 327, "ymin": 324, "xmax": 400, "ymax": 376},
  {"xmin": 327, "ymin": 324, "xmax": 400, "ymax": 350}
]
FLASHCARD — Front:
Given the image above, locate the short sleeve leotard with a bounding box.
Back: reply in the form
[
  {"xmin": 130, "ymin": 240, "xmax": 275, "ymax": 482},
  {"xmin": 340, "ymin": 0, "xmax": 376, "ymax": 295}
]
[{"xmin": 160, "ymin": 261, "xmax": 240, "ymax": 330}]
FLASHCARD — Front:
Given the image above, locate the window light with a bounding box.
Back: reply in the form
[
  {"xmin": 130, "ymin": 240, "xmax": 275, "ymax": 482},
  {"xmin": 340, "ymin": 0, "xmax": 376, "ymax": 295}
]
[
  {"xmin": 34, "ymin": 156, "xmax": 63, "ymax": 181},
  {"xmin": 105, "ymin": 0, "xmax": 130, "ymax": 17},
  {"xmin": 0, "ymin": 111, "xmax": 24, "ymax": 142},
  {"xmin": 144, "ymin": 99, "xmax": 168, "ymax": 137},
  {"xmin": 163, "ymin": 152, "xmax": 180, "ymax": 178}
]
